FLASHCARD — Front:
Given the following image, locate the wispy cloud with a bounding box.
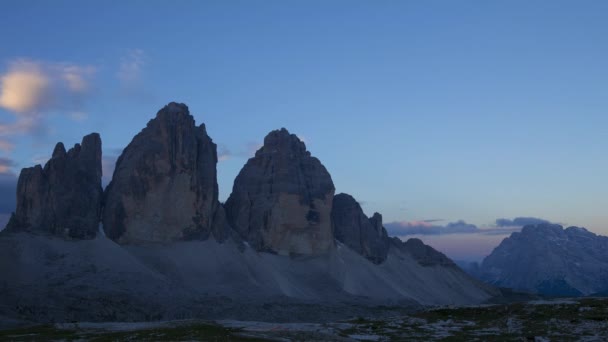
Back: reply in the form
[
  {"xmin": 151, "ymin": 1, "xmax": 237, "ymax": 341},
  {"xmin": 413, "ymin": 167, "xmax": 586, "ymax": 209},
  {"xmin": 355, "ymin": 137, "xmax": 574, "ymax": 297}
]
[
  {"xmin": 0, "ymin": 140, "xmax": 14, "ymax": 152},
  {"xmin": 385, "ymin": 216, "xmax": 555, "ymax": 237},
  {"xmin": 0, "ymin": 59, "xmax": 96, "ymax": 150},
  {"xmin": 118, "ymin": 49, "xmax": 145, "ymax": 85},
  {"xmin": 0, "ymin": 61, "xmax": 51, "ymax": 113},
  {"xmin": 495, "ymin": 217, "xmax": 551, "ymax": 227},
  {"xmin": 245, "ymin": 141, "xmax": 263, "ymax": 157},
  {"xmin": 218, "ymin": 144, "xmax": 231, "ymax": 162},
  {"xmin": 215, "ymin": 141, "xmax": 263, "ymax": 161},
  {"xmin": 0, "ymin": 60, "xmax": 95, "ymax": 114},
  {"xmin": 0, "ymin": 157, "xmax": 15, "ymax": 174},
  {"xmin": 385, "ymin": 219, "xmax": 480, "ymax": 236}
]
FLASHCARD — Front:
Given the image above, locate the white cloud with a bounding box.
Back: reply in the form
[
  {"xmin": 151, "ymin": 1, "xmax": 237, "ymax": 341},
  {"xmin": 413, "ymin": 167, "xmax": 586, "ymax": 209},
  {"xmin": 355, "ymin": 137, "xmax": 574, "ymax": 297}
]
[
  {"xmin": 218, "ymin": 144, "xmax": 231, "ymax": 162},
  {"xmin": 0, "ymin": 60, "xmax": 95, "ymax": 114},
  {"xmin": 118, "ymin": 49, "xmax": 145, "ymax": 84},
  {"xmin": 61, "ymin": 65, "xmax": 95, "ymax": 93},
  {"xmin": 69, "ymin": 111, "xmax": 88, "ymax": 121},
  {"xmin": 0, "ymin": 61, "xmax": 51, "ymax": 113},
  {"xmin": 0, "ymin": 59, "xmax": 96, "ymax": 150}
]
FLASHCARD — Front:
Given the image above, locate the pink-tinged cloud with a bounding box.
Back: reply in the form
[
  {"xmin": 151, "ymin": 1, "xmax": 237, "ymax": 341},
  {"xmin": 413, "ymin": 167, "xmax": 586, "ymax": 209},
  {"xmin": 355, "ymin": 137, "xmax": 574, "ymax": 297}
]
[
  {"xmin": 0, "ymin": 61, "xmax": 51, "ymax": 113},
  {"xmin": 0, "ymin": 140, "xmax": 14, "ymax": 152},
  {"xmin": 0, "ymin": 157, "xmax": 15, "ymax": 175},
  {"xmin": 0, "ymin": 60, "xmax": 95, "ymax": 114},
  {"xmin": 394, "ymin": 220, "xmax": 435, "ymax": 228},
  {"xmin": 398, "ymin": 233, "xmax": 508, "ymax": 262},
  {"xmin": 0, "ymin": 59, "xmax": 96, "ymax": 150},
  {"xmin": 385, "ymin": 219, "xmax": 479, "ymax": 235}
]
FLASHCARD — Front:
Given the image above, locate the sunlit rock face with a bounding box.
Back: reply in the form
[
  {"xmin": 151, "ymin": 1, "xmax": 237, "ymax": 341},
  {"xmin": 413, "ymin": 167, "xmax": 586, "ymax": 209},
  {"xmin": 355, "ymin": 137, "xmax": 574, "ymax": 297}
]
[
  {"xmin": 102, "ymin": 102, "xmax": 228, "ymax": 244},
  {"xmin": 332, "ymin": 193, "xmax": 390, "ymax": 264},
  {"xmin": 225, "ymin": 128, "xmax": 335, "ymax": 255},
  {"xmin": 5, "ymin": 133, "xmax": 102, "ymax": 239}
]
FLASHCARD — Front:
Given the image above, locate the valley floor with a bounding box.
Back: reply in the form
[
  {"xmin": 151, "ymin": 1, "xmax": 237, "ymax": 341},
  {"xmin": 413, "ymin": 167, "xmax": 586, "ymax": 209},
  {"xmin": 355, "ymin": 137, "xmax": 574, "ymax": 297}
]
[{"xmin": 1, "ymin": 297, "xmax": 606, "ymax": 341}]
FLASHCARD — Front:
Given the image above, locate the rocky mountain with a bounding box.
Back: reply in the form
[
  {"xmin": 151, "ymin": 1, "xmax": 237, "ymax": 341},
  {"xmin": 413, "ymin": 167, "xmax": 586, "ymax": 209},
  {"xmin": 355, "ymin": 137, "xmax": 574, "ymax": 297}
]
[
  {"xmin": 0, "ymin": 102, "xmax": 500, "ymax": 325},
  {"xmin": 225, "ymin": 128, "xmax": 335, "ymax": 255},
  {"xmin": 393, "ymin": 237, "xmax": 457, "ymax": 267},
  {"xmin": 5, "ymin": 133, "xmax": 102, "ymax": 239},
  {"xmin": 480, "ymin": 224, "xmax": 608, "ymax": 296},
  {"xmin": 102, "ymin": 102, "xmax": 229, "ymax": 243},
  {"xmin": 332, "ymin": 193, "xmax": 390, "ymax": 263}
]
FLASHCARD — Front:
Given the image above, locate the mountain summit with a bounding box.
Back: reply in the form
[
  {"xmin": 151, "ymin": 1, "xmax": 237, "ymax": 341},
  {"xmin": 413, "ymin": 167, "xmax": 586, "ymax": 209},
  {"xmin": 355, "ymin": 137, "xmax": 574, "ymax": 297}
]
[
  {"xmin": 102, "ymin": 102, "xmax": 229, "ymax": 243},
  {"xmin": 480, "ymin": 223, "xmax": 608, "ymax": 296},
  {"xmin": 0, "ymin": 102, "xmax": 498, "ymax": 324},
  {"xmin": 5, "ymin": 133, "xmax": 102, "ymax": 239},
  {"xmin": 225, "ymin": 128, "xmax": 335, "ymax": 255}
]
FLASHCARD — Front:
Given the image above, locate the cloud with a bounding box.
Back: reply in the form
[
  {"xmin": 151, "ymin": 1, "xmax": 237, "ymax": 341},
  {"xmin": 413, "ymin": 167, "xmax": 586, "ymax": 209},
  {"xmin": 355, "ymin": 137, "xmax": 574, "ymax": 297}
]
[
  {"xmin": 245, "ymin": 141, "xmax": 263, "ymax": 157},
  {"xmin": 216, "ymin": 141, "xmax": 263, "ymax": 161},
  {"xmin": 422, "ymin": 219, "xmax": 444, "ymax": 223},
  {"xmin": 0, "ymin": 59, "xmax": 96, "ymax": 149},
  {"xmin": 0, "ymin": 60, "xmax": 95, "ymax": 114},
  {"xmin": 0, "ymin": 61, "xmax": 51, "ymax": 113},
  {"xmin": 495, "ymin": 217, "xmax": 552, "ymax": 227},
  {"xmin": 386, "ymin": 216, "xmax": 555, "ymax": 237},
  {"xmin": 0, "ymin": 157, "xmax": 16, "ymax": 174},
  {"xmin": 118, "ymin": 49, "xmax": 145, "ymax": 84},
  {"xmin": 218, "ymin": 144, "xmax": 231, "ymax": 162},
  {"xmin": 385, "ymin": 219, "xmax": 480, "ymax": 236},
  {"xmin": 0, "ymin": 140, "xmax": 14, "ymax": 152},
  {"xmin": 69, "ymin": 111, "xmax": 88, "ymax": 121}
]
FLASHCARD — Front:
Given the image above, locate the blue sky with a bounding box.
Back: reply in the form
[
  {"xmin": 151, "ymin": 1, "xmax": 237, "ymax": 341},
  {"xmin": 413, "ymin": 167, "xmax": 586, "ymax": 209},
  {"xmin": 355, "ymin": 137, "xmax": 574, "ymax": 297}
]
[{"xmin": 1, "ymin": 1, "xmax": 607, "ymax": 260}]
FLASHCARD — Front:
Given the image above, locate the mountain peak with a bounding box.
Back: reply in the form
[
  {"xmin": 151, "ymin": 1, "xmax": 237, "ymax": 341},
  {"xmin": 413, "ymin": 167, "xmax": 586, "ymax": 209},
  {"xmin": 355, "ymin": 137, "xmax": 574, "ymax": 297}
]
[
  {"xmin": 520, "ymin": 223, "xmax": 564, "ymax": 236},
  {"xmin": 256, "ymin": 128, "xmax": 309, "ymax": 157}
]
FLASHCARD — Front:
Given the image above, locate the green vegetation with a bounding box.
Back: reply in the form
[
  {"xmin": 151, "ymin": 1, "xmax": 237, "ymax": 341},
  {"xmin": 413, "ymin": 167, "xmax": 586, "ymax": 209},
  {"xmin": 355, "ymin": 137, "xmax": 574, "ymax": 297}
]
[
  {"xmin": 0, "ymin": 322, "xmax": 264, "ymax": 341},
  {"xmin": 1, "ymin": 298, "xmax": 607, "ymax": 341}
]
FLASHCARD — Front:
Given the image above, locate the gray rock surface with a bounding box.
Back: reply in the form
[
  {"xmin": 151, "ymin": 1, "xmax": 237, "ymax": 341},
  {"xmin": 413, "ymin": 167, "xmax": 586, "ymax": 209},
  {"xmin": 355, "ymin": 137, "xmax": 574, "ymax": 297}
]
[
  {"xmin": 0, "ymin": 232, "xmax": 497, "ymax": 324},
  {"xmin": 4, "ymin": 133, "xmax": 102, "ymax": 239},
  {"xmin": 331, "ymin": 193, "xmax": 390, "ymax": 264},
  {"xmin": 479, "ymin": 224, "xmax": 608, "ymax": 296},
  {"xmin": 392, "ymin": 237, "xmax": 457, "ymax": 267},
  {"xmin": 225, "ymin": 128, "xmax": 335, "ymax": 255},
  {"xmin": 102, "ymin": 102, "xmax": 227, "ymax": 243}
]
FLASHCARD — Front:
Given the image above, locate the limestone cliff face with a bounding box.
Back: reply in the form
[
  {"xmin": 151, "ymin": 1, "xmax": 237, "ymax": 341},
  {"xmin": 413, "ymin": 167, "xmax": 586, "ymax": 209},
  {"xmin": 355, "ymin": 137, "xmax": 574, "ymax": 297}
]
[
  {"xmin": 5, "ymin": 134, "xmax": 102, "ymax": 239},
  {"xmin": 480, "ymin": 224, "xmax": 608, "ymax": 296},
  {"xmin": 102, "ymin": 102, "xmax": 227, "ymax": 243},
  {"xmin": 225, "ymin": 128, "xmax": 335, "ymax": 255},
  {"xmin": 392, "ymin": 237, "xmax": 456, "ymax": 267},
  {"xmin": 331, "ymin": 193, "xmax": 390, "ymax": 264}
]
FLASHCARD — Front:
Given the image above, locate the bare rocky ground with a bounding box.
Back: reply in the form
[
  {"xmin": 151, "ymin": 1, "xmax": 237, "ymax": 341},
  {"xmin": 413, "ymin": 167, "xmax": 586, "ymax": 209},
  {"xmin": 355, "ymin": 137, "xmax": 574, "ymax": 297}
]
[{"xmin": 1, "ymin": 297, "xmax": 606, "ymax": 341}]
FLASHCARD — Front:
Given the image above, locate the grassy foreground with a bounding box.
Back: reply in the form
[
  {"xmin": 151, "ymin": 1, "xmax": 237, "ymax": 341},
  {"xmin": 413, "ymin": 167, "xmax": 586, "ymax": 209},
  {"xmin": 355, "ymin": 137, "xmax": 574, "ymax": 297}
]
[{"xmin": 1, "ymin": 297, "xmax": 606, "ymax": 341}]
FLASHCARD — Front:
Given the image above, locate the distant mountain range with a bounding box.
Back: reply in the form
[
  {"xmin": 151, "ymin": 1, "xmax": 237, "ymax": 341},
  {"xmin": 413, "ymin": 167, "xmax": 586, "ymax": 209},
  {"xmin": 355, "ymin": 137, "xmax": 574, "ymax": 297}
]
[
  {"xmin": 0, "ymin": 102, "xmax": 496, "ymax": 324},
  {"xmin": 472, "ymin": 224, "xmax": 608, "ymax": 297}
]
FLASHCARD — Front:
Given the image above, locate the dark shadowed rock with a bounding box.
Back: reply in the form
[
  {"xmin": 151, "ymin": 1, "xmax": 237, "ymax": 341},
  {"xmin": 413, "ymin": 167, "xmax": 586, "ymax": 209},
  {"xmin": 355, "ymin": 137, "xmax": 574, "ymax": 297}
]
[
  {"xmin": 225, "ymin": 128, "xmax": 335, "ymax": 255},
  {"xmin": 332, "ymin": 193, "xmax": 390, "ymax": 264},
  {"xmin": 479, "ymin": 223, "xmax": 608, "ymax": 296},
  {"xmin": 102, "ymin": 102, "xmax": 227, "ymax": 243},
  {"xmin": 392, "ymin": 237, "xmax": 456, "ymax": 267},
  {"xmin": 5, "ymin": 133, "xmax": 102, "ymax": 239}
]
